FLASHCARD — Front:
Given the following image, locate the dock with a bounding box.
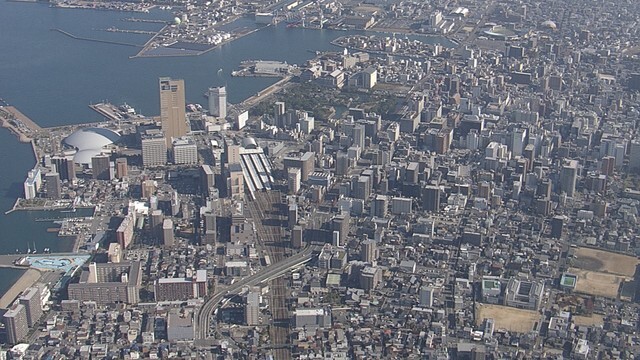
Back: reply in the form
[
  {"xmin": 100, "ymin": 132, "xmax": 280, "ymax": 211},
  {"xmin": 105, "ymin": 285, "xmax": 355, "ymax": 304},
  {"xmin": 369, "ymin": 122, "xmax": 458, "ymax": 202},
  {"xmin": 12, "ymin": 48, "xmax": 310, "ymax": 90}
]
[{"xmin": 89, "ymin": 103, "xmax": 124, "ymax": 121}]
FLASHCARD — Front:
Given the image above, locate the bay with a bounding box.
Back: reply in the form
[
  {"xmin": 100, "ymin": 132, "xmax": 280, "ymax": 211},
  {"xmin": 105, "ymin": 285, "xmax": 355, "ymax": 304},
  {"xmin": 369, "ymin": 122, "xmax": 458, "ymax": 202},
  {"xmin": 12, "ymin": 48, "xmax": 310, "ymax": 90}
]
[
  {"xmin": 0, "ymin": 1, "xmax": 452, "ymax": 260},
  {"xmin": 0, "ymin": 268, "xmax": 27, "ymax": 297}
]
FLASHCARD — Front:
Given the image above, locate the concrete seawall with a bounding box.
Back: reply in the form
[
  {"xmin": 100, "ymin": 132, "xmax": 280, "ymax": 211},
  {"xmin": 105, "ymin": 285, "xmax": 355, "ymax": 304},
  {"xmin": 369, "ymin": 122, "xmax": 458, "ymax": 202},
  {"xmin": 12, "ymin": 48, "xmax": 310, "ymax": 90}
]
[{"xmin": 0, "ymin": 268, "xmax": 42, "ymax": 309}]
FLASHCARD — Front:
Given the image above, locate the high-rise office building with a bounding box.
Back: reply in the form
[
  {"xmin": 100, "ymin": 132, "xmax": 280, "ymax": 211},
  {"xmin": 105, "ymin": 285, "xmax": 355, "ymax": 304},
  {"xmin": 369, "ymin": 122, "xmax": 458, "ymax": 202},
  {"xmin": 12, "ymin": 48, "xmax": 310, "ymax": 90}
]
[
  {"xmin": 150, "ymin": 210, "xmax": 164, "ymax": 236},
  {"xmin": 160, "ymin": 77, "xmax": 188, "ymax": 147},
  {"xmin": 92, "ymin": 155, "xmax": 111, "ymax": 180},
  {"xmin": 283, "ymin": 152, "xmax": 315, "ymax": 181},
  {"xmin": 18, "ymin": 286, "xmax": 43, "ymax": 327},
  {"xmin": 288, "ymin": 204, "xmax": 298, "ymax": 229},
  {"xmin": 551, "ymin": 216, "xmax": 564, "ymax": 239},
  {"xmin": 423, "ymin": 185, "xmax": 441, "ymax": 212},
  {"xmin": 359, "ymin": 266, "xmax": 381, "ymax": 291},
  {"xmin": 361, "ymin": 239, "xmax": 377, "ymax": 263},
  {"xmin": 371, "ymin": 195, "xmax": 388, "ymax": 218},
  {"xmin": 223, "ymin": 142, "xmax": 241, "ymax": 172},
  {"xmin": 200, "ymin": 165, "xmax": 215, "ymax": 196},
  {"xmin": 291, "ymin": 225, "xmax": 303, "ymax": 249},
  {"xmin": 51, "ymin": 156, "xmax": 75, "ymax": 181},
  {"xmin": 201, "ymin": 209, "xmax": 217, "ymax": 245},
  {"xmin": 352, "ymin": 176, "xmax": 370, "ymax": 200},
  {"xmin": 601, "ymin": 156, "xmax": 615, "ymax": 176},
  {"xmin": 335, "ymin": 152, "xmax": 350, "ymax": 176},
  {"xmin": 207, "ymin": 86, "xmax": 227, "ymax": 118},
  {"xmin": 288, "ymin": 168, "xmax": 301, "ymax": 194},
  {"xmin": 353, "ymin": 124, "xmax": 365, "ymax": 149},
  {"xmin": 45, "ymin": 172, "xmax": 61, "ymax": 199},
  {"xmin": 630, "ymin": 141, "xmax": 640, "ymax": 173},
  {"xmin": 362, "ymin": 67, "xmax": 377, "ymax": 89},
  {"xmin": 163, "ymin": 219, "xmax": 175, "ymax": 247},
  {"xmin": 116, "ymin": 214, "xmax": 134, "ymax": 249},
  {"xmin": 274, "ymin": 101, "xmax": 286, "ymax": 124},
  {"xmin": 3, "ymin": 303, "xmax": 28, "ymax": 344},
  {"xmin": 141, "ymin": 132, "xmax": 168, "ymax": 167},
  {"xmin": 115, "ymin": 157, "xmax": 128, "ymax": 179},
  {"xmin": 331, "ymin": 214, "xmax": 349, "ymax": 246},
  {"xmin": 228, "ymin": 164, "xmax": 245, "ymax": 199},
  {"xmin": 172, "ymin": 137, "xmax": 198, "ymax": 165},
  {"xmin": 560, "ymin": 159, "xmax": 579, "ymax": 197}
]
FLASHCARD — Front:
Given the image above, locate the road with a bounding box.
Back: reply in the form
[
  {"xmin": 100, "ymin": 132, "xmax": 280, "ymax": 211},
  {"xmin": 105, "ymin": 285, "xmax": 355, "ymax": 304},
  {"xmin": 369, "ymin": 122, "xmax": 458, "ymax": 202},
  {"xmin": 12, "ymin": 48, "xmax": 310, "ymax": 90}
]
[{"xmin": 195, "ymin": 244, "xmax": 316, "ymax": 340}]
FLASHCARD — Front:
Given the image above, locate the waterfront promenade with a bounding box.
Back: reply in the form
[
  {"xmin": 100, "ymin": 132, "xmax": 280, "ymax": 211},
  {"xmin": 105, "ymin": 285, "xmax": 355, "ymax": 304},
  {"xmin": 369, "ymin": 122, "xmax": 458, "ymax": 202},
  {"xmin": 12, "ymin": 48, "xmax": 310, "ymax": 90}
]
[{"xmin": 0, "ymin": 106, "xmax": 42, "ymax": 143}]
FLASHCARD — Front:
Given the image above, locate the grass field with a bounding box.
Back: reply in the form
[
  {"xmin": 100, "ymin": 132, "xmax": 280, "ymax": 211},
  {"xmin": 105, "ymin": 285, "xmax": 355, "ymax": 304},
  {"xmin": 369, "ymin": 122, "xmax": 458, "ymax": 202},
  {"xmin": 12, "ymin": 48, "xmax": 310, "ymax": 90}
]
[
  {"xmin": 573, "ymin": 248, "xmax": 639, "ymax": 276},
  {"xmin": 569, "ymin": 267, "xmax": 626, "ymax": 298},
  {"xmin": 475, "ymin": 304, "xmax": 540, "ymax": 333}
]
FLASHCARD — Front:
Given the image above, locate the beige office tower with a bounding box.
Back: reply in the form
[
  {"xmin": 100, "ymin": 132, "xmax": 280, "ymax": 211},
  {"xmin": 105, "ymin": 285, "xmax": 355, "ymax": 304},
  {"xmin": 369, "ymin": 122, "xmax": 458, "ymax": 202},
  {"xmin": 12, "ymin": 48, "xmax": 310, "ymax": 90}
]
[{"xmin": 159, "ymin": 77, "xmax": 188, "ymax": 147}]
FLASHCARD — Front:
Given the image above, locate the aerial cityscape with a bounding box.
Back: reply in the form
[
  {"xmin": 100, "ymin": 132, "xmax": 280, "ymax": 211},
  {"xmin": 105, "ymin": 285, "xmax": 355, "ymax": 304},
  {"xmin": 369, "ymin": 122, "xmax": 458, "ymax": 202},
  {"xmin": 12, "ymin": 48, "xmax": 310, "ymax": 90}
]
[{"xmin": 0, "ymin": 0, "xmax": 640, "ymax": 358}]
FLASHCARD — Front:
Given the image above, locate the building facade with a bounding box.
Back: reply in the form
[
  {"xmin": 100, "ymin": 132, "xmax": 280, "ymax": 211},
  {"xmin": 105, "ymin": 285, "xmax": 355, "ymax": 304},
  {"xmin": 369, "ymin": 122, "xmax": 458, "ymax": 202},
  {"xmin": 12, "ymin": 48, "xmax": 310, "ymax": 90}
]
[{"xmin": 159, "ymin": 77, "xmax": 188, "ymax": 147}]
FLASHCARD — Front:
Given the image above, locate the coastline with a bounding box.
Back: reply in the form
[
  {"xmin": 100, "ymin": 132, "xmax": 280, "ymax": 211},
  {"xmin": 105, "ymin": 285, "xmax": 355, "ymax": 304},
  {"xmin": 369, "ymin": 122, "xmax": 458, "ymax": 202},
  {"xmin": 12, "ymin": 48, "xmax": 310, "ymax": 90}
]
[{"xmin": 0, "ymin": 268, "xmax": 42, "ymax": 309}]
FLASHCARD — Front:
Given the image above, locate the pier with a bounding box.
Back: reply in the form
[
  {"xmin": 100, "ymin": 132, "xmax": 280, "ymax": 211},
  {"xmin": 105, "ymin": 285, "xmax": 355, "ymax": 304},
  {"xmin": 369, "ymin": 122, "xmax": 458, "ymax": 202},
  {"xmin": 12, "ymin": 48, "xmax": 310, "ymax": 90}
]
[{"xmin": 89, "ymin": 102, "xmax": 124, "ymax": 121}]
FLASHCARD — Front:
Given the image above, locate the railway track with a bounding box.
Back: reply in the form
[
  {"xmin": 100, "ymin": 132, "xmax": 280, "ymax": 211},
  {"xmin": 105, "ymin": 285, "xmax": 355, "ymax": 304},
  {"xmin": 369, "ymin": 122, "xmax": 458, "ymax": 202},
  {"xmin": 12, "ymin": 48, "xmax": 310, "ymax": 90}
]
[{"xmin": 247, "ymin": 191, "xmax": 292, "ymax": 359}]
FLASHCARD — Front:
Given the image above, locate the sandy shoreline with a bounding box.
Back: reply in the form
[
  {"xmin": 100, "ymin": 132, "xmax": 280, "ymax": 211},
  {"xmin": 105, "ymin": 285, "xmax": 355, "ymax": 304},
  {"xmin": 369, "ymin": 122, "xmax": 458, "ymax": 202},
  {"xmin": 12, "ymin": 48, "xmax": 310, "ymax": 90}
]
[{"xmin": 0, "ymin": 268, "xmax": 42, "ymax": 308}]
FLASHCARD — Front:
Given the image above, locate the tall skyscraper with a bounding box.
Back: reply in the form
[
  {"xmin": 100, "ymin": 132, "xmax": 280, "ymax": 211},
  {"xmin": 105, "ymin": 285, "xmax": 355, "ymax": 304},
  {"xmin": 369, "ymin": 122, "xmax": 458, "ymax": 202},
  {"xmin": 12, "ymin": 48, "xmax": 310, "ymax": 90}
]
[
  {"xmin": 202, "ymin": 209, "xmax": 217, "ymax": 245},
  {"xmin": 361, "ymin": 239, "xmax": 377, "ymax": 263},
  {"xmin": 560, "ymin": 159, "xmax": 579, "ymax": 197},
  {"xmin": 163, "ymin": 219, "xmax": 175, "ymax": 247},
  {"xmin": 207, "ymin": 86, "xmax": 227, "ymax": 118},
  {"xmin": 45, "ymin": 172, "xmax": 61, "ymax": 199},
  {"xmin": 200, "ymin": 165, "xmax": 215, "ymax": 196},
  {"xmin": 160, "ymin": 77, "xmax": 188, "ymax": 147},
  {"xmin": 18, "ymin": 286, "xmax": 43, "ymax": 327},
  {"xmin": 371, "ymin": 195, "xmax": 388, "ymax": 218},
  {"xmin": 288, "ymin": 168, "xmax": 301, "ymax": 194},
  {"xmin": 3, "ymin": 303, "xmax": 28, "ymax": 344},
  {"xmin": 353, "ymin": 124, "xmax": 365, "ymax": 149},
  {"xmin": 630, "ymin": 140, "xmax": 640, "ymax": 173},
  {"xmin": 51, "ymin": 156, "xmax": 75, "ymax": 181},
  {"xmin": 115, "ymin": 158, "xmax": 128, "ymax": 179},
  {"xmin": 423, "ymin": 185, "xmax": 441, "ymax": 212},
  {"xmin": 91, "ymin": 155, "xmax": 111, "ymax": 180},
  {"xmin": 331, "ymin": 214, "xmax": 349, "ymax": 246}
]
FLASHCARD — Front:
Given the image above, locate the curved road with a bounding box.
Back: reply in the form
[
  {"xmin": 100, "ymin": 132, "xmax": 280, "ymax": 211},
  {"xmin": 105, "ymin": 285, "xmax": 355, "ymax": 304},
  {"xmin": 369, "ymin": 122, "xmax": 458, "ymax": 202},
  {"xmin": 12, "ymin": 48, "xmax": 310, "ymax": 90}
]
[{"xmin": 195, "ymin": 245, "xmax": 316, "ymax": 340}]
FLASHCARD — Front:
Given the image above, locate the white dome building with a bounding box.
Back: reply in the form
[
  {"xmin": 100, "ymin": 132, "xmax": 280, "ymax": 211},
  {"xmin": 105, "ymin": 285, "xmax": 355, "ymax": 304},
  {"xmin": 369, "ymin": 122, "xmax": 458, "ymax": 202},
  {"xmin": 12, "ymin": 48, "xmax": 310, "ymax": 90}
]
[{"xmin": 63, "ymin": 127, "xmax": 121, "ymax": 164}]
